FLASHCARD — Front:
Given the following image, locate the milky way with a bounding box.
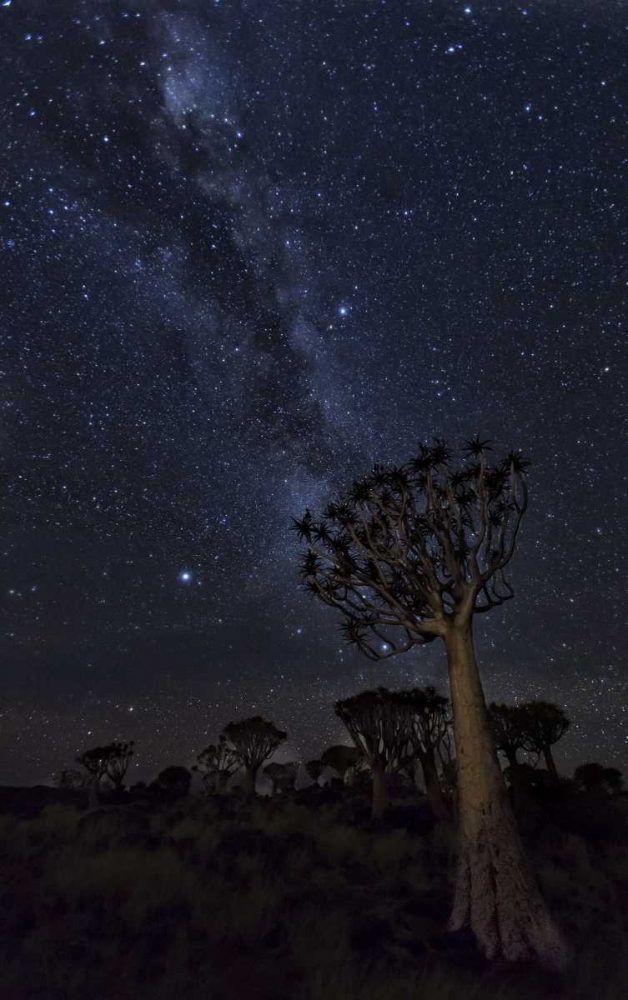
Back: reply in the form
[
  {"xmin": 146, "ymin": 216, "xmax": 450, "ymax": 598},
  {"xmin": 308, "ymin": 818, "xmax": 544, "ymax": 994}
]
[{"xmin": 2, "ymin": 0, "xmax": 627, "ymax": 784}]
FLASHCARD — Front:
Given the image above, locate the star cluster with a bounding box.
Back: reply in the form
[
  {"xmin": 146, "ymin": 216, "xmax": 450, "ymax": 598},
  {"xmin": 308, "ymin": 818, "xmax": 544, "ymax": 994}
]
[{"xmin": 1, "ymin": 1, "xmax": 627, "ymax": 784}]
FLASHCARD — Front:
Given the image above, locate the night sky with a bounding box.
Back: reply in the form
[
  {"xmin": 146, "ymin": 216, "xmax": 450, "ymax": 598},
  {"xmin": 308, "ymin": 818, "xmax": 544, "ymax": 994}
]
[{"xmin": 2, "ymin": 0, "xmax": 627, "ymax": 786}]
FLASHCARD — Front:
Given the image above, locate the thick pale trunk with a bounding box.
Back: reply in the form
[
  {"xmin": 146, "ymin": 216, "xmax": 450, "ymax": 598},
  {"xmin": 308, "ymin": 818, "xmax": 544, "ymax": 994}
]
[
  {"xmin": 446, "ymin": 623, "xmax": 568, "ymax": 968},
  {"xmin": 544, "ymin": 747, "xmax": 559, "ymax": 783},
  {"xmin": 371, "ymin": 764, "xmax": 389, "ymax": 818},
  {"xmin": 421, "ymin": 750, "xmax": 451, "ymax": 822}
]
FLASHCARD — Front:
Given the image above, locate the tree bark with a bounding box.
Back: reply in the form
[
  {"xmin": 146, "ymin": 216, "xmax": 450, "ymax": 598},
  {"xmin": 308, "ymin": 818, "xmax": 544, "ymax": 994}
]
[
  {"xmin": 544, "ymin": 746, "xmax": 559, "ymax": 783},
  {"xmin": 445, "ymin": 622, "xmax": 568, "ymax": 967},
  {"xmin": 421, "ymin": 750, "xmax": 451, "ymax": 822},
  {"xmin": 371, "ymin": 763, "xmax": 389, "ymax": 818}
]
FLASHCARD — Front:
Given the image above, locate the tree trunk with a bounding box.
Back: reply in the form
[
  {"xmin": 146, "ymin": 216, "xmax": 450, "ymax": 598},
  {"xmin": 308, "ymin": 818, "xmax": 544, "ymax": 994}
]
[
  {"xmin": 421, "ymin": 750, "xmax": 451, "ymax": 822},
  {"xmin": 244, "ymin": 766, "xmax": 258, "ymax": 796},
  {"xmin": 89, "ymin": 777, "xmax": 99, "ymax": 809},
  {"xmin": 371, "ymin": 763, "xmax": 389, "ymax": 818},
  {"xmin": 544, "ymin": 746, "xmax": 559, "ymax": 783},
  {"xmin": 445, "ymin": 623, "xmax": 568, "ymax": 967}
]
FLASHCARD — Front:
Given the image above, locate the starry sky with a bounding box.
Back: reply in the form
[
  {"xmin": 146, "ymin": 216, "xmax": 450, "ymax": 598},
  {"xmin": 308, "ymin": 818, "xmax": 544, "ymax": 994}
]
[{"xmin": 2, "ymin": 0, "xmax": 627, "ymax": 786}]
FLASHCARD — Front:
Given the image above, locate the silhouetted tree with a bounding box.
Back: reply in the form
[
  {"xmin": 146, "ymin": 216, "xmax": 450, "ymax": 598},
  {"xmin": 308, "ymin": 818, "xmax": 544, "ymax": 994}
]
[
  {"xmin": 519, "ymin": 701, "xmax": 569, "ymax": 783},
  {"xmin": 294, "ymin": 437, "xmax": 566, "ymax": 966},
  {"xmin": 305, "ymin": 759, "xmax": 325, "ymax": 785},
  {"xmin": 56, "ymin": 768, "xmax": 86, "ymax": 790},
  {"xmin": 76, "ymin": 746, "xmax": 112, "ymax": 806},
  {"xmin": 574, "ymin": 762, "xmax": 623, "ymax": 796},
  {"xmin": 263, "ymin": 760, "xmax": 298, "ymax": 795},
  {"xmin": 153, "ymin": 765, "xmax": 191, "ymax": 798},
  {"xmin": 400, "ymin": 687, "xmax": 452, "ymax": 821},
  {"xmin": 195, "ymin": 735, "xmax": 240, "ymax": 793},
  {"xmin": 222, "ymin": 716, "xmax": 287, "ymax": 796},
  {"xmin": 104, "ymin": 741, "xmax": 135, "ymax": 791},
  {"xmin": 320, "ymin": 744, "xmax": 363, "ymax": 784},
  {"xmin": 335, "ymin": 688, "xmax": 410, "ymax": 817},
  {"xmin": 488, "ymin": 703, "xmax": 527, "ymax": 769}
]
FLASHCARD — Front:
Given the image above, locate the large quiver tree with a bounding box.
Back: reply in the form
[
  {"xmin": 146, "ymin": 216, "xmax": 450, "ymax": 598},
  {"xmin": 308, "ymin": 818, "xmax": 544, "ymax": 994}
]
[
  {"xmin": 223, "ymin": 716, "xmax": 287, "ymax": 796},
  {"xmin": 294, "ymin": 437, "xmax": 567, "ymax": 967}
]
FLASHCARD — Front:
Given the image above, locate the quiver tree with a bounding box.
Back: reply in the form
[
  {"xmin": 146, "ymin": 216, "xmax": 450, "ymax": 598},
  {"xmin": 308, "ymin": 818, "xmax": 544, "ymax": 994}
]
[
  {"xmin": 488, "ymin": 703, "xmax": 528, "ymax": 768},
  {"xmin": 76, "ymin": 745, "xmax": 113, "ymax": 806},
  {"xmin": 223, "ymin": 716, "xmax": 287, "ymax": 796},
  {"xmin": 195, "ymin": 735, "xmax": 240, "ymax": 793},
  {"xmin": 263, "ymin": 760, "xmax": 298, "ymax": 796},
  {"xmin": 153, "ymin": 766, "xmax": 192, "ymax": 798},
  {"xmin": 56, "ymin": 768, "xmax": 87, "ymax": 790},
  {"xmin": 305, "ymin": 759, "xmax": 325, "ymax": 785},
  {"xmin": 574, "ymin": 762, "xmax": 623, "ymax": 796},
  {"xmin": 335, "ymin": 688, "xmax": 411, "ymax": 818},
  {"xmin": 400, "ymin": 687, "xmax": 452, "ymax": 822},
  {"xmin": 320, "ymin": 744, "xmax": 363, "ymax": 785},
  {"xmin": 294, "ymin": 437, "xmax": 567, "ymax": 967},
  {"xmin": 519, "ymin": 701, "xmax": 569, "ymax": 783},
  {"xmin": 104, "ymin": 741, "xmax": 135, "ymax": 791}
]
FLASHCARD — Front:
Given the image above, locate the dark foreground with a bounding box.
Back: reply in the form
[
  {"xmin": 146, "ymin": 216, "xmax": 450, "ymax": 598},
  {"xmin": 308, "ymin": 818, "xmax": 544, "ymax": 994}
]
[{"xmin": 0, "ymin": 781, "xmax": 627, "ymax": 1000}]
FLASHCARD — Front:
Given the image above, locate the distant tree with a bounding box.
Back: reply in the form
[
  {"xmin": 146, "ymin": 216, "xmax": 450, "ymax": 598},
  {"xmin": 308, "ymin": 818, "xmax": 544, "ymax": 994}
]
[
  {"xmin": 574, "ymin": 762, "xmax": 623, "ymax": 796},
  {"xmin": 488, "ymin": 703, "xmax": 528, "ymax": 769},
  {"xmin": 104, "ymin": 741, "xmax": 135, "ymax": 791},
  {"xmin": 76, "ymin": 746, "xmax": 113, "ymax": 806},
  {"xmin": 519, "ymin": 702, "xmax": 569, "ymax": 783},
  {"xmin": 400, "ymin": 687, "xmax": 452, "ymax": 821},
  {"xmin": 304, "ymin": 759, "xmax": 325, "ymax": 785},
  {"xmin": 335, "ymin": 688, "xmax": 410, "ymax": 818},
  {"xmin": 294, "ymin": 437, "xmax": 566, "ymax": 966},
  {"xmin": 56, "ymin": 768, "xmax": 86, "ymax": 790},
  {"xmin": 320, "ymin": 744, "xmax": 363, "ymax": 784},
  {"xmin": 222, "ymin": 716, "xmax": 287, "ymax": 796},
  {"xmin": 153, "ymin": 765, "xmax": 192, "ymax": 798},
  {"xmin": 263, "ymin": 760, "xmax": 298, "ymax": 796},
  {"xmin": 195, "ymin": 735, "xmax": 240, "ymax": 793}
]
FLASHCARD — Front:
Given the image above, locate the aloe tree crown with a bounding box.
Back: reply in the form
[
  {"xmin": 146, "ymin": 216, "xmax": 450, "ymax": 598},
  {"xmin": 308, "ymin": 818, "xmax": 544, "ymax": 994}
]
[{"xmin": 293, "ymin": 437, "xmax": 529, "ymax": 659}]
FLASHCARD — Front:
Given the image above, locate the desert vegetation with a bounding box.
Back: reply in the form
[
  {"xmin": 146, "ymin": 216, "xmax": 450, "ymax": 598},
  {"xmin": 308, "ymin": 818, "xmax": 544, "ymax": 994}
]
[{"xmin": 2, "ymin": 439, "xmax": 627, "ymax": 999}]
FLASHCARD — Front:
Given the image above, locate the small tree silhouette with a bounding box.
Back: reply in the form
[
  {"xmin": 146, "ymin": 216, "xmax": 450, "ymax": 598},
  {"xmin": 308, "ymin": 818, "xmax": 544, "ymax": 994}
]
[
  {"xmin": 76, "ymin": 746, "xmax": 112, "ymax": 806},
  {"xmin": 519, "ymin": 701, "xmax": 569, "ymax": 783},
  {"xmin": 304, "ymin": 759, "xmax": 325, "ymax": 785},
  {"xmin": 294, "ymin": 437, "xmax": 566, "ymax": 965},
  {"xmin": 488, "ymin": 703, "xmax": 528, "ymax": 768},
  {"xmin": 574, "ymin": 762, "xmax": 623, "ymax": 796},
  {"xmin": 263, "ymin": 760, "xmax": 298, "ymax": 796},
  {"xmin": 56, "ymin": 768, "xmax": 86, "ymax": 790},
  {"xmin": 222, "ymin": 716, "xmax": 287, "ymax": 796},
  {"xmin": 154, "ymin": 765, "xmax": 191, "ymax": 798},
  {"xmin": 104, "ymin": 741, "xmax": 135, "ymax": 792},
  {"xmin": 320, "ymin": 744, "xmax": 363, "ymax": 784},
  {"xmin": 195, "ymin": 735, "xmax": 240, "ymax": 793},
  {"xmin": 400, "ymin": 687, "xmax": 452, "ymax": 821},
  {"xmin": 335, "ymin": 688, "xmax": 410, "ymax": 818}
]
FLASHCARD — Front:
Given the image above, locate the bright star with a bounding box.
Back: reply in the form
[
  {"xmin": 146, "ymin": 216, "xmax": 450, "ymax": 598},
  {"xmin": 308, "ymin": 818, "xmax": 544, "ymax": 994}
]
[
  {"xmin": 179, "ymin": 571, "xmax": 192, "ymax": 583},
  {"xmin": 338, "ymin": 305, "xmax": 348, "ymax": 316}
]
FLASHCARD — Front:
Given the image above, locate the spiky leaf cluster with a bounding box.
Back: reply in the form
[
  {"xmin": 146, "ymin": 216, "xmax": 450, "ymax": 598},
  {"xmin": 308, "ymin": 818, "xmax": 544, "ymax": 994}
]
[
  {"xmin": 398, "ymin": 687, "xmax": 452, "ymax": 761},
  {"xmin": 293, "ymin": 438, "xmax": 529, "ymax": 658},
  {"xmin": 76, "ymin": 741, "xmax": 134, "ymax": 787}
]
